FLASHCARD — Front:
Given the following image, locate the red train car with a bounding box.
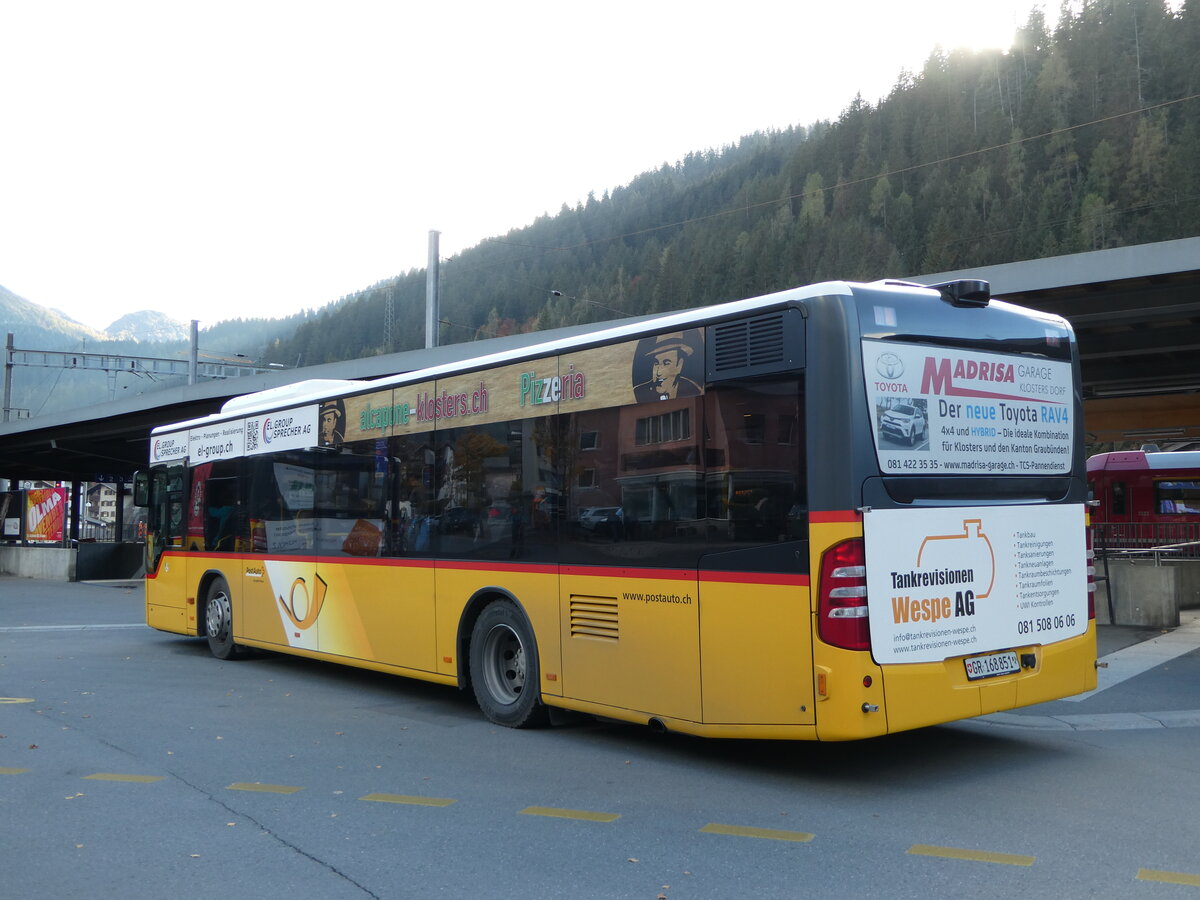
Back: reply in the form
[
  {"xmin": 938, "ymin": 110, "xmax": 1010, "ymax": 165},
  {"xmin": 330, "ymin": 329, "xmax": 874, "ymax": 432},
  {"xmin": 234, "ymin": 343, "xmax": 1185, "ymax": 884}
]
[{"xmin": 1088, "ymin": 449, "xmax": 1200, "ymax": 554}]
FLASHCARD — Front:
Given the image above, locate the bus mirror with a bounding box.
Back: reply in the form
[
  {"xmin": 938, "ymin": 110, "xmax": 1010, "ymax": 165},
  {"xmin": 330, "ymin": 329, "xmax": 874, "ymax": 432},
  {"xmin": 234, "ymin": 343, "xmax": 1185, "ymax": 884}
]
[{"xmin": 133, "ymin": 471, "xmax": 149, "ymax": 507}]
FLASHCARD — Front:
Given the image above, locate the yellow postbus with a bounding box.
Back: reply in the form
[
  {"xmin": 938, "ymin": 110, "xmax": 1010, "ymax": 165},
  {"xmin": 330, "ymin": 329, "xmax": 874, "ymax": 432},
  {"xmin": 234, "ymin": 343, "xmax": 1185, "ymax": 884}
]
[{"xmin": 136, "ymin": 278, "xmax": 1096, "ymax": 740}]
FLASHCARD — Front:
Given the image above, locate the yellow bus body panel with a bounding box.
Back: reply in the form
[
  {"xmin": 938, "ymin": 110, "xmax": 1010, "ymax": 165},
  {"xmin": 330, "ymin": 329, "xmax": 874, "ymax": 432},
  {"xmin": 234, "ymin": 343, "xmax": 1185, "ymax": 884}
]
[
  {"xmin": 146, "ymin": 602, "xmax": 188, "ymax": 634},
  {"xmin": 547, "ymin": 694, "xmax": 819, "ymax": 740},
  {"xmin": 320, "ymin": 561, "xmax": 436, "ymax": 672},
  {"xmin": 238, "ymin": 557, "xmax": 295, "ymax": 647},
  {"xmin": 809, "ymin": 518, "xmax": 886, "ymax": 740},
  {"xmin": 880, "ymin": 623, "xmax": 1097, "ymax": 733},
  {"xmin": 559, "ymin": 570, "xmax": 700, "ymax": 721},
  {"xmin": 698, "ymin": 578, "xmax": 814, "ymax": 725},
  {"xmin": 145, "ymin": 553, "xmax": 193, "ymax": 635}
]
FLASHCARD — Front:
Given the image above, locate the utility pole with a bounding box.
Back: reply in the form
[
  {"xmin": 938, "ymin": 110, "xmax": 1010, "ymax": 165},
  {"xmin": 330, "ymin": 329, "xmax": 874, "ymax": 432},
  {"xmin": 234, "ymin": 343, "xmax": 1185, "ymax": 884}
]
[
  {"xmin": 189, "ymin": 320, "xmax": 198, "ymax": 385},
  {"xmin": 383, "ymin": 285, "xmax": 394, "ymax": 353},
  {"xmin": 3, "ymin": 333, "xmax": 13, "ymax": 423},
  {"xmin": 426, "ymin": 230, "xmax": 440, "ymax": 349}
]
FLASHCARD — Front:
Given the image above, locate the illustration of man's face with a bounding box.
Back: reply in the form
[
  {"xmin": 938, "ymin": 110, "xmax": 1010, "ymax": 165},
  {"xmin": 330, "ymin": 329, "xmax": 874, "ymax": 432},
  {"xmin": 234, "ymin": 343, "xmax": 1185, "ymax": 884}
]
[
  {"xmin": 651, "ymin": 349, "xmax": 684, "ymax": 397},
  {"xmin": 320, "ymin": 410, "xmax": 339, "ymax": 444}
]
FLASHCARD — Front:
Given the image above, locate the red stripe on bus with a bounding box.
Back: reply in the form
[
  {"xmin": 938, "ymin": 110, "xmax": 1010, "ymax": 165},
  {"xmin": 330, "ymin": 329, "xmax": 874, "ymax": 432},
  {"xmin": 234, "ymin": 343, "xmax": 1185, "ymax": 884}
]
[
  {"xmin": 436, "ymin": 559, "xmax": 555, "ymax": 576},
  {"xmin": 699, "ymin": 571, "xmax": 809, "ymax": 587},
  {"xmin": 560, "ymin": 564, "xmax": 698, "ymax": 580},
  {"xmin": 809, "ymin": 510, "xmax": 861, "ymax": 523},
  {"xmin": 149, "ymin": 552, "xmax": 807, "ymax": 585},
  {"xmin": 312, "ymin": 555, "xmax": 437, "ymax": 570}
]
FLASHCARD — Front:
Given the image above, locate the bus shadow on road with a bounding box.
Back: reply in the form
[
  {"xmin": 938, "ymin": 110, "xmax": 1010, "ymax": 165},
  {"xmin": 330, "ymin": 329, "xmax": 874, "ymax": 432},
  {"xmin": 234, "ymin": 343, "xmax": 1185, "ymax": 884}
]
[
  {"xmin": 158, "ymin": 634, "xmax": 1071, "ymax": 785},
  {"xmin": 553, "ymin": 716, "xmax": 1072, "ymax": 789}
]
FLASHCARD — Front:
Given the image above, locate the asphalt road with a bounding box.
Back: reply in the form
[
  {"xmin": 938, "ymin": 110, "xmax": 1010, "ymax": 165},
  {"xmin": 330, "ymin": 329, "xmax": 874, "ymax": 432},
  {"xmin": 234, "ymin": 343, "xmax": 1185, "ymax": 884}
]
[{"xmin": 2, "ymin": 576, "xmax": 1198, "ymax": 899}]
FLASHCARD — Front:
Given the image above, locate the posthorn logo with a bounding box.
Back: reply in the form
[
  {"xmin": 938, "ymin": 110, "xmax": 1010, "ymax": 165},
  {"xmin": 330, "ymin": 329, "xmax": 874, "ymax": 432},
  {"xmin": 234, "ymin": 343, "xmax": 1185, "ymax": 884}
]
[{"xmin": 876, "ymin": 352, "xmax": 904, "ymax": 379}]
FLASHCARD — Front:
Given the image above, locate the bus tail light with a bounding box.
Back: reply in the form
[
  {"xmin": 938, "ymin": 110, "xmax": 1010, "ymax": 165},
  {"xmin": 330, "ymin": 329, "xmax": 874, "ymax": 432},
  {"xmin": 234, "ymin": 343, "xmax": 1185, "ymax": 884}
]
[
  {"xmin": 1086, "ymin": 528, "xmax": 1096, "ymax": 620},
  {"xmin": 818, "ymin": 538, "xmax": 871, "ymax": 650}
]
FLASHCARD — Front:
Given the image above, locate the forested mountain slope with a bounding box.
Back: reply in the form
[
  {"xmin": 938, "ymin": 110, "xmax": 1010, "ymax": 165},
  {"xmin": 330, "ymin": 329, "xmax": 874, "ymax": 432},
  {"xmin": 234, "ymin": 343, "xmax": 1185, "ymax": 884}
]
[{"xmin": 267, "ymin": 0, "xmax": 1200, "ymax": 368}]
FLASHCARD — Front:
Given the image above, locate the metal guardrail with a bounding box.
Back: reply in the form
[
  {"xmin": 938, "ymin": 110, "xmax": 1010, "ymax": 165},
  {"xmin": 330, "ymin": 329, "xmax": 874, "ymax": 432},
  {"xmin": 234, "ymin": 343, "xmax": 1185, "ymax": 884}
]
[
  {"xmin": 1093, "ymin": 523, "xmax": 1200, "ymax": 561},
  {"xmin": 1102, "ymin": 546, "xmax": 1187, "ymax": 566},
  {"xmin": 1091, "ymin": 526, "xmax": 1200, "ymax": 623}
]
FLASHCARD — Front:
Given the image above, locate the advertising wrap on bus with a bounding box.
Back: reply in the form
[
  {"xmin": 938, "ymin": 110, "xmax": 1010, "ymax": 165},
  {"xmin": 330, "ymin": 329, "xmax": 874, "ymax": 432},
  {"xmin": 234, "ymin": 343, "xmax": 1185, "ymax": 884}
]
[
  {"xmin": 863, "ymin": 504, "xmax": 1087, "ymax": 665},
  {"xmin": 862, "ymin": 338, "xmax": 1074, "ymax": 475}
]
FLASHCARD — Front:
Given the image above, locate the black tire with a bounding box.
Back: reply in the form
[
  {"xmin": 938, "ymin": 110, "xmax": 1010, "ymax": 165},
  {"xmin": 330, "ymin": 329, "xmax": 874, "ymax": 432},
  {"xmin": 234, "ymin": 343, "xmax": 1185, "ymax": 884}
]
[
  {"xmin": 204, "ymin": 576, "xmax": 245, "ymax": 660},
  {"xmin": 469, "ymin": 601, "xmax": 549, "ymax": 728}
]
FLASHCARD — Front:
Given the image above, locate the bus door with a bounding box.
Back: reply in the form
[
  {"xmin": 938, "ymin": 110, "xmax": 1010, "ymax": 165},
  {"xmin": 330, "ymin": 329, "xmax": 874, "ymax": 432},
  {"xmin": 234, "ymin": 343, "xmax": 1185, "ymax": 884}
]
[
  {"xmin": 312, "ymin": 441, "xmax": 413, "ymax": 667},
  {"xmin": 241, "ymin": 456, "xmax": 320, "ymax": 652},
  {"xmin": 697, "ymin": 380, "xmax": 813, "ymax": 725},
  {"xmin": 146, "ymin": 464, "xmax": 186, "ymax": 575},
  {"xmin": 144, "ymin": 464, "xmax": 191, "ymax": 633},
  {"xmin": 558, "ymin": 398, "xmax": 703, "ymax": 723}
]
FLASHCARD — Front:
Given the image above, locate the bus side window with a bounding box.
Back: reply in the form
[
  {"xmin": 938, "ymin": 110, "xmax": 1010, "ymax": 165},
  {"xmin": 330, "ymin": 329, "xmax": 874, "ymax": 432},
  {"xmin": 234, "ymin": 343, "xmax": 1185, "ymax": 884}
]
[
  {"xmin": 1111, "ymin": 481, "xmax": 1126, "ymax": 516},
  {"xmin": 205, "ymin": 478, "xmax": 239, "ymax": 552},
  {"xmin": 703, "ymin": 380, "xmax": 805, "ymax": 546},
  {"xmin": 384, "ymin": 434, "xmax": 437, "ymax": 557}
]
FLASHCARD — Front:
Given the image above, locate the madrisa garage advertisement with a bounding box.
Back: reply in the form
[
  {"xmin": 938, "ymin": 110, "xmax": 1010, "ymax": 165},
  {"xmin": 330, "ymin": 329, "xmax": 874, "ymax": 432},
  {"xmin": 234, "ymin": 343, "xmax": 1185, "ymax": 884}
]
[
  {"xmin": 863, "ymin": 504, "xmax": 1087, "ymax": 665},
  {"xmin": 862, "ymin": 338, "xmax": 1074, "ymax": 475}
]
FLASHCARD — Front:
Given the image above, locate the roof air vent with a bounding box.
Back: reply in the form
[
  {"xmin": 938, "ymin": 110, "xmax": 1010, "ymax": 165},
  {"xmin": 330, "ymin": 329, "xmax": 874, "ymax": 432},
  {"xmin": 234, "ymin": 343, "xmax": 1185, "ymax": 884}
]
[
  {"xmin": 929, "ymin": 279, "xmax": 991, "ymax": 307},
  {"xmin": 705, "ymin": 308, "xmax": 804, "ymax": 382}
]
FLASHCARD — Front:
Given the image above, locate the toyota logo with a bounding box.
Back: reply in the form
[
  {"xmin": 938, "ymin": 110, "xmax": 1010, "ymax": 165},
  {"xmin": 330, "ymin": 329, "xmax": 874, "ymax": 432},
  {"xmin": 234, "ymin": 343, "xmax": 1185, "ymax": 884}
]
[{"xmin": 876, "ymin": 352, "xmax": 904, "ymax": 379}]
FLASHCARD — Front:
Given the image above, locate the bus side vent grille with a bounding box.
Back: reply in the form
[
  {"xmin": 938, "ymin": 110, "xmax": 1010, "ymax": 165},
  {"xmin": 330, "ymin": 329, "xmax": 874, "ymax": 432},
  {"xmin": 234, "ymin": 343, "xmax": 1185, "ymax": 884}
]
[
  {"xmin": 706, "ymin": 309, "xmax": 804, "ymax": 382},
  {"xmin": 570, "ymin": 595, "xmax": 619, "ymax": 642}
]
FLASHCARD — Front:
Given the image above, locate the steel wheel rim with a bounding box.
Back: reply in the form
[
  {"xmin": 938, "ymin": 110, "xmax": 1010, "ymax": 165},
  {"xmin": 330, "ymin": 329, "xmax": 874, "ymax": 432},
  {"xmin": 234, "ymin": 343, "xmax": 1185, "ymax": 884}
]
[
  {"xmin": 207, "ymin": 590, "xmax": 231, "ymax": 642},
  {"xmin": 481, "ymin": 623, "xmax": 525, "ymax": 705}
]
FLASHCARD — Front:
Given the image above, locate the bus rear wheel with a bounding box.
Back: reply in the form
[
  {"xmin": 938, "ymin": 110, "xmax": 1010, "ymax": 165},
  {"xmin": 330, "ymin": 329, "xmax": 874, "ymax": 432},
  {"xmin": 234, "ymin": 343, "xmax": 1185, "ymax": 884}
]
[
  {"xmin": 205, "ymin": 577, "xmax": 245, "ymax": 660},
  {"xmin": 469, "ymin": 601, "xmax": 549, "ymax": 728}
]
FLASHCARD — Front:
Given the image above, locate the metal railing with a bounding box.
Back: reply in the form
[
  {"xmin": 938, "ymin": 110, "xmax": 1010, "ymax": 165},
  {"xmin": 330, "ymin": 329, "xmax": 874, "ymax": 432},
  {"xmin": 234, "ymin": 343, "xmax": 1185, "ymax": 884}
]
[
  {"xmin": 1093, "ymin": 523, "xmax": 1200, "ymax": 561},
  {"xmin": 79, "ymin": 522, "xmax": 144, "ymax": 543}
]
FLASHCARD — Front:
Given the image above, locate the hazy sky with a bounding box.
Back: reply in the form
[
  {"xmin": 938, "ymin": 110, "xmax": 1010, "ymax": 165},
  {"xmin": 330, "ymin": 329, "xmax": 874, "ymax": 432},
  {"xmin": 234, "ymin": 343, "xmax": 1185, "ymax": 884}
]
[{"xmin": 1, "ymin": 0, "xmax": 1049, "ymax": 333}]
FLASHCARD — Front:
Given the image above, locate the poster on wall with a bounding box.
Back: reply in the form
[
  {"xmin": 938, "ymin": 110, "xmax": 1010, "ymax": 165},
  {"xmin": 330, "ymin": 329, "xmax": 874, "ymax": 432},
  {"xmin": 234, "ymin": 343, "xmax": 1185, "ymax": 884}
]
[
  {"xmin": 26, "ymin": 487, "xmax": 68, "ymax": 542},
  {"xmin": 1, "ymin": 491, "xmax": 22, "ymax": 538}
]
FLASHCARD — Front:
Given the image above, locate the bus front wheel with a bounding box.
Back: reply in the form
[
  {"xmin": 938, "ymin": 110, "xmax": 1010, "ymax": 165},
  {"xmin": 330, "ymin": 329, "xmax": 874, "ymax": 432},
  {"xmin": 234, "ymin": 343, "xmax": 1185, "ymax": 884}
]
[
  {"xmin": 469, "ymin": 601, "xmax": 549, "ymax": 728},
  {"xmin": 205, "ymin": 577, "xmax": 245, "ymax": 660}
]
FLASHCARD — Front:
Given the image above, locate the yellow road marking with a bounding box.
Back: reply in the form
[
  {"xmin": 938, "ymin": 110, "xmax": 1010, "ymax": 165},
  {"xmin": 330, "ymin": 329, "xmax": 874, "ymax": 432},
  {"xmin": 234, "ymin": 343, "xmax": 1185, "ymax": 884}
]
[
  {"xmin": 0, "ymin": 697, "xmax": 35, "ymax": 703},
  {"xmin": 0, "ymin": 767, "xmax": 31, "ymax": 775},
  {"xmin": 908, "ymin": 844, "xmax": 1035, "ymax": 866},
  {"xmin": 519, "ymin": 806, "xmax": 619, "ymax": 823},
  {"xmin": 360, "ymin": 793, "xmax": 456, "ymax": 807},
  {"xmin": 227, "ymin": 782, "xmax": 303, "ymax": 794},
  {"xmin": 84, "ymin": 773, "xmax": 164, "ymax": 783},
  {"xmin": 1138, "ymin": 868, "xmax": 1200, "ymax": 887},
  {"xmin": 700, "ymin": 823, "xmax": 814, "ymax": 843}
]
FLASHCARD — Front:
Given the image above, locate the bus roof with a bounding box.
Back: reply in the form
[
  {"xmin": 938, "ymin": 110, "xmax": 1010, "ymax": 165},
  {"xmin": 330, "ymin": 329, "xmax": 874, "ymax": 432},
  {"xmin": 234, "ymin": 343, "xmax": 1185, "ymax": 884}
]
[
  {"xmin": 152, "ymin": 280, "xmax": 860, "ymax": 435},
  {"xmin": 151, "ymin": 277, "xmax": 1065, "ymax": 437}
]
